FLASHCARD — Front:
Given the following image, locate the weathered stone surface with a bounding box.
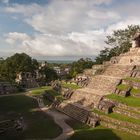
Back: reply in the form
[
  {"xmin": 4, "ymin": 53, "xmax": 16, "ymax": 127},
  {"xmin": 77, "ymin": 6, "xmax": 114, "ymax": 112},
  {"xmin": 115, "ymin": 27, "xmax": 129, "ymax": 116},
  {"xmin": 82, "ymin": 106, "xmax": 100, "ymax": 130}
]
[
  {"xmin": 132, "ymin": 32, "xmax": 140, "ymax": 48},
  {"xmin": 57, "ymin": 103, "xmax": 90, "ymax": 123},
  {"xmin": 86, "ymin": 112, "xmax": 100, "ymax": 127},
  {"xmin": 51, "ymin": 81, "xmax": 61, "ymax": 92},
  {"xmin": 62, "ymin": 88, "xmax": 74, "ymax": 99},
  {"xmin": 0, "ymin": 82, "xmax": 17, "ymax": 94},
  {"xmin": 16, "ymin": 72, "xmax": 39, "ymax": 88},
  {"xmin": 114, "ymin": 88, "xmax": 131, "ymax": 97},
  {"xmin": 100, "ymin": 115, "xmax": 140, "ymax": 135},
  {"xmin": 98, "ymin": 99, "xmax": 115, "ymax": 114},
  {"xmin": 113, "ymin": 107, "xmax": 140, "ymax": 119},
  {"xmin": 117, "ymin": 102, "xmax": 140, "ymax": 113}
]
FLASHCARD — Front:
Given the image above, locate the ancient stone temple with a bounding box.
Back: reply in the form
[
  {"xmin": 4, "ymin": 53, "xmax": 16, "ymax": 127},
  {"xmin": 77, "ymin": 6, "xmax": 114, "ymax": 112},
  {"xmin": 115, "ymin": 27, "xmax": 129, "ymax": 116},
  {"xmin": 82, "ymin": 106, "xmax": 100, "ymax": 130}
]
[
  {"xmin": 55, "ymin": 32, "xmax": 140, "ymax": 132},
  {"xmin": 16, "ymin": 72, "xmax": 39, "ymax": 88}
]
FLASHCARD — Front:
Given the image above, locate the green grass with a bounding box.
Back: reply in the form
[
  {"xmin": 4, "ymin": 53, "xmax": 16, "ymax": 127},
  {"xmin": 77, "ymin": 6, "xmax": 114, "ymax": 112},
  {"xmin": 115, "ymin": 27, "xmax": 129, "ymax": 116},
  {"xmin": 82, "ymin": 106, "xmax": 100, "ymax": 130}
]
[
  {"xmin": 93, "ymin": 109, "xmax": 140, "ymax": 125},
  {"xmin": 106, "ymin": 94, "xmax": 140, "ymax": 107},
  {"xmin": 30, "ymin": 86, "xmax": 52, "ymax": 95},
  {"xmin": 30, "ymin": 86, "xmax": 65, "ymax": 105},
  {"xmin": 66, "ymin": 119, "xmax": 140, "ymax": 140},
  {"xmin": 117, "ymin": 84, "xmax": 130, "ymax": 91},
  {"xmin": 62, "ymin": 82, "xmax": 81, "ymax": 89},
  {"xmin": 125, "ymin": 77, "xmax": 140, "ymax": 83},
  {"xmin": 131, "ymin": 88, "xmax": 140, "ymax": 94},
  {"xmin": 0, "ymin": 95, "xmax": 62, "ymax": 140}
]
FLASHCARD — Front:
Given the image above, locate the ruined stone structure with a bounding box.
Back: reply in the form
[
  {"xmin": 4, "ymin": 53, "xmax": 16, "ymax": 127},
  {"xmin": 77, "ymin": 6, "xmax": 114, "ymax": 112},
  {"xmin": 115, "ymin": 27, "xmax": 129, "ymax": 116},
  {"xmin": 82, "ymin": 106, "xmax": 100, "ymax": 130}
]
[
  {"xmin": 0, "ymin": 82, "xmax": 17, "ymax": 95},
  {"xmin": 54, "ymin": 33, "xmax": 140, "ymax": 134},
  {"xmin": 73, "ymin": 75, "xmax": 90, "ymax": 87},
  {"xmin": 16, "ymin": 72, "xmax": 39, "ymax": 88}
]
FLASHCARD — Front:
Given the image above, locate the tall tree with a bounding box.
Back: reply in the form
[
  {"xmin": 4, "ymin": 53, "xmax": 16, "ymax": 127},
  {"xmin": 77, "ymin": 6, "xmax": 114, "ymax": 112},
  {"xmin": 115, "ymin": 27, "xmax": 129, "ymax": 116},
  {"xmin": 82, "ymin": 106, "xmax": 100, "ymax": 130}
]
[{"xmin": 95, "ymin": 25, "xmax": 140, "ymax": 64}]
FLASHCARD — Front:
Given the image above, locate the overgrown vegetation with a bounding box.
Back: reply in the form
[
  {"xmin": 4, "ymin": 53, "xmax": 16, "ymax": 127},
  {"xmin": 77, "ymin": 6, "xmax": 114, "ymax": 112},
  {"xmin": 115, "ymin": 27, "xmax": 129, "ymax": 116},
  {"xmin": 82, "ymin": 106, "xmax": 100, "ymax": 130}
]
[
  {"xmin": 69, "ymin": 58, "xmax": 93, "ymax": 78},
  {"xmin": 106, "ymin": 94, "xmax": 140, "ymax": 107},
  {"xmin": 95, "ymin": 25, "xmax": 140, "ymax": 64}
]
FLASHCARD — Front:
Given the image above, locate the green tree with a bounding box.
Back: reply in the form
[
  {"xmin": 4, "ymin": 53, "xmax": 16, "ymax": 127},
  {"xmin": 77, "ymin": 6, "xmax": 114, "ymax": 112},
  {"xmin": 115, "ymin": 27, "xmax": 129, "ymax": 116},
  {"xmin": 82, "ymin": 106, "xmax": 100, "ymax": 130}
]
[
  {"xmin": 95, "ymin": 25, "xmax": 140, "ymax": 64},
  {"xmin": 0, "ymin": 53, "xmax": 39, "ymax": 82},
  {"xmin": 69, "ymin": 58, "xmax": 93, "ymax": 77},
  {"xmin": 39, "ymin": 67, "xmax": 58, "ymax": 83}
]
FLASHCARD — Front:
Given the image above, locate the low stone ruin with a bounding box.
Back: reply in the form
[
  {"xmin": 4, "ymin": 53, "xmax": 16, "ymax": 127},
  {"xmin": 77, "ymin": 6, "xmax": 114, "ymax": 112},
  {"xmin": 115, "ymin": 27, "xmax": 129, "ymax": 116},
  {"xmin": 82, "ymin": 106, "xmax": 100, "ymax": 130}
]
[
  {"xmin": 62, "ymin": 87, "xmax": 74, "ymax": 99},
  {"xmin": 0, "ymin": 82, "xmax": 17, "ymax": 95},
  {"xmin": 51, "ymin": 81, "xmax": 61, "ymax": 92},
  {"xmin": 43, "ymin": 90, "xmax": 55, "ymax": 102},
  {"xmin": 16, "ymin": 72, "xmax": 39, "ymax": 88},
  {"xmin": 114, "ymin": 87, "xmax": 131, "ymax": 97},
  {"xmin": 98, "ymin": 99, "xmax": 115, "ymax": 114},
  {"xmin": 73, "ymin": 75, "xmax": 90, "ymax": 87},
  {"xmin": 86, "ymin": 112, "xmax": 100, "ymax": 127},
  {"xmin": 132, "ymin": 32, "xmax": 140, "ymax": 48}
]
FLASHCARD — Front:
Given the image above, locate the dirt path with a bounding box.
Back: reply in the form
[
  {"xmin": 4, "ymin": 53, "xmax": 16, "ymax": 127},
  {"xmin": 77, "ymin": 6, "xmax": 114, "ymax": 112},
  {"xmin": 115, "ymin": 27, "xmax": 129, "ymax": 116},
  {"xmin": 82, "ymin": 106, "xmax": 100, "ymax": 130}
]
[
  {"xmin": 35, "ymin": 96, "xmax": 74, "ymax": 140},
  {"xmin": 42, "ymin": 108, "xmax": 74, "ymax": 140}
]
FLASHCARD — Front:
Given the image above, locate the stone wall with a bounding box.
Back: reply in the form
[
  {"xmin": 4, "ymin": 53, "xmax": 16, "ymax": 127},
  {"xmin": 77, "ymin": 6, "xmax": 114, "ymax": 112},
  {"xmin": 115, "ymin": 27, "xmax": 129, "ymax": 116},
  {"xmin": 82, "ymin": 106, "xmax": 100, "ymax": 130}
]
[
  {"xmin": 100, "ymin": 115, "xmax": 140, "ymax": 135},
  {"xmin": 113, "ymin": 107, "xmax": 140, "ymax": 120},
  {"xmin": 0, "ymin": 82, "xmax": 17, "ymax": 95}
]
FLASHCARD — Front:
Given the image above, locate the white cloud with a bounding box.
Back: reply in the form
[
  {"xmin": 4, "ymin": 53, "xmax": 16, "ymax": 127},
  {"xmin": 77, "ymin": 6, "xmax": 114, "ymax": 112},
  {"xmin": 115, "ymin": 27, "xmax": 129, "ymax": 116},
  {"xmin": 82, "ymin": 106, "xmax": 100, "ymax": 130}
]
[
  {"xmin": 106, "ymin": 18, "xmax": 140, "ymax": 34},
  {"xmin": 4, "ymin": 0, "xmax": 119, "ymax": 35},
  {"xmin": 3, "ymin": 0, "xmax": 140, "ymax": 57},
  {"xmin": 5, "ymin": 30, "xmax": 106, "ymax": 56},
  {"xmin": 5, "ymin": 32, "xmax": 31, "ymax": 44}
]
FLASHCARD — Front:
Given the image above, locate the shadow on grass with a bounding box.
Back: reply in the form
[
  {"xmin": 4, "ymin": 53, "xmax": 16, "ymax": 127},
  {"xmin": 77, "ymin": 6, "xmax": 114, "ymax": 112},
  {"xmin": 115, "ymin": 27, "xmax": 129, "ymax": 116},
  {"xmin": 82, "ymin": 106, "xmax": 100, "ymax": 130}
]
[
  {"xmin": 0, "ymin": 95, "xmax": 62, "ymax": 140},
  {"xmin": 68, "ymin": 128, "xmax": 121, "ymax": 140},
  {"xmin": 66, "ymin": 119, "xmax": 121, "ymax": 140}
]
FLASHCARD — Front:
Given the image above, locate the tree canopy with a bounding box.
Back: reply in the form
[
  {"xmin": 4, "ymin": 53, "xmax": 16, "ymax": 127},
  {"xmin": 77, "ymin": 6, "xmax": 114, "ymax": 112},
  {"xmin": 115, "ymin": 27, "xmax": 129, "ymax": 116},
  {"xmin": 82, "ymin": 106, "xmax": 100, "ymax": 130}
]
[
  {"xmin": 95, "ymin": 25, "xmax": 140, "ymax": 64},
  {"xmin": 69, "ymin": 58, "xmax": 93, "ymax": 77},
  {"xmin": 0, "ymin": 53, "xmax": 39, "ymax": 82}
]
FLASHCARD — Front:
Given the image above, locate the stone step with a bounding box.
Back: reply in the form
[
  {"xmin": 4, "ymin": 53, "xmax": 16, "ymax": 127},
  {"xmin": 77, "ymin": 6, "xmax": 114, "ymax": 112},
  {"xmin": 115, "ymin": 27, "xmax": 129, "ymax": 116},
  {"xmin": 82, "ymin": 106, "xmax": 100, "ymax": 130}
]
[
  {"xmin": 100, "ymin": 115, "xmax": 140, "ymax": 130},
  {"xmin": 100, "ymin": 121, "xmax": 140, "ymax": 136},
  {"xmin": 87, "ymin": 75, "xmax": 120, "ymax": 92},
  {"xmin": 57, "ymin": 103, "xmax": 90, "ymax": 123},
  {"xmin": 113, "ymin": 107, "xmax": 140, "ymax": 120},
  {"xmin": 117, "ymin": 103, "xmax": 140, "ymax": 114},
  {"xmin": 68, "ymin": 88, "xmax": 103, "ymax": 108},
  {"xmin": 102, "ymin": 65, "xmax": 134, "ymax": 77}
]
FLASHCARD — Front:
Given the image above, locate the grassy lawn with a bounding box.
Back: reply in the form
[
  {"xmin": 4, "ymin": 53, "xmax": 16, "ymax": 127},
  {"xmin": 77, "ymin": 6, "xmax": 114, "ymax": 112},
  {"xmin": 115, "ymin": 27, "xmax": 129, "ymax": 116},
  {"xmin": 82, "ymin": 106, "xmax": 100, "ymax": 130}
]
[
  {"xmin": 29, "ymin": 86, "xmax": 52, "ymax": 95},
  {"xmin": 66, "ymin": 119, "xmax": 140, "ymax": 140},
  {"xmin": 0, "ymin": 95, "xmax": 62, "ymax": 140},
  {"xmin": 106, "ymin": 94, "xmax": 140, "ymax": 107},
  {"xmin": 125, "ymin": 77, "xmax": 140, "ymax": 83},
  {"xmin": 131, "ymin": 88, "xmax": 140, "ymax": 94},
  {"xmin": 62, "ymin": 82, "xmax": 81, "ymax": 89},
  {"xmin": 117, "ymin": 84, "xmax": 130, "ymax": 91},
  {"xmin": 29, "ymin": 86, "xmax": 65, "ymax": 105}
]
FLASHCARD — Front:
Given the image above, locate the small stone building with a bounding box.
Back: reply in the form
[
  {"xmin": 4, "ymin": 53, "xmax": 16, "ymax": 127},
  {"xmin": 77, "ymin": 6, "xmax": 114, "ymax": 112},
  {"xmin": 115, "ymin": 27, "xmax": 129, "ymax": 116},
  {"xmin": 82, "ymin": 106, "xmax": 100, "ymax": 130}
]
[
  {"xmin": 0, "ymin": 82, "xmax": 17, "ymax": 95},
  {"xmin": 98, "ymin": 99, "xmax": 115, "ymax": 114},
  {"xmin": 16, "ymin": 72, "xmax": 38, "ymax": 88}
]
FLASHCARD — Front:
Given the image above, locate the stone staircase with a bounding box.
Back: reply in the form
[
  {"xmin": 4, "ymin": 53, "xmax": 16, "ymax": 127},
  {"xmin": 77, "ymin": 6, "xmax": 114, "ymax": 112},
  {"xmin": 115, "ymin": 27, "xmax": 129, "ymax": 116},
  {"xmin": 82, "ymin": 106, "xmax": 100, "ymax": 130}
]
[
  {"xmin": 100, "ymin": 115, "xmax": 140, "ymax": 136},
  {"xmin": 57, "ymin": 102, "xmax": 90, "ymax": 123},
  {"xmin": 102, "ymin": 65, "xmax": 134, "ymax": 77},
  {"xmin": 113, "ymin": 107, "xmax": 140, "ymax": 120},
  {"xmin": 55, "ymin": 47, "xmax": 140, "ymax": 135},
  {"xmin": 87, "ymin": 75, "xmax": 120, "ymax": 92},
  {"xmin": 57, "ymin": 102, "xmax": 100, "ymax": 127},
  {"xmin": 66, "ymin": 88, "xmax": 105, "ymax": 108}
]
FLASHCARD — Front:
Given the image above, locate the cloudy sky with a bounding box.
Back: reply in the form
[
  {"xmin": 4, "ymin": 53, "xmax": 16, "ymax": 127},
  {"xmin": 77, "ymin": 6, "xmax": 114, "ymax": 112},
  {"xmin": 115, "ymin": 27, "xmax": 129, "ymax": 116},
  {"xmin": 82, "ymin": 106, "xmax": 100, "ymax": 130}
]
[{"xmin": 0, "ymin": 0, "xmax": 140, "ymax": 60}]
